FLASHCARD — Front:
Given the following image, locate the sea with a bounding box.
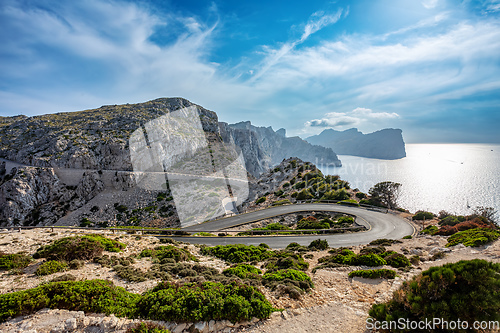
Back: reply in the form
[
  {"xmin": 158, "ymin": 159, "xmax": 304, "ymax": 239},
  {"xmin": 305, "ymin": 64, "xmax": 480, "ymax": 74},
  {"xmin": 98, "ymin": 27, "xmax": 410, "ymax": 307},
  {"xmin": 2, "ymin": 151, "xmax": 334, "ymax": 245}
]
[{"xmin": 318, "ymin": 144, "xmax": 500, "ymax": 217}]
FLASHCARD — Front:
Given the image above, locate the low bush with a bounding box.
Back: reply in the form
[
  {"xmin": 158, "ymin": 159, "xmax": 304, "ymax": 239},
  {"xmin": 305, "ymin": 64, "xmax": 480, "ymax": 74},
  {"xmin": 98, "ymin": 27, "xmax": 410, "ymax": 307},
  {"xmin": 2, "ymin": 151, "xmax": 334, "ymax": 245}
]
[
  {"xmin": 223, "ymin": 264, "xmax": 262, "ymax": 279},
  {"xmin": 412, "ymin": 211, "xmax": 434, "ymax": 221},
  {"xmin": 264, "ymin": 252, "xmax": 309, "ymax": 271},
  {"xmin": 126, "ymin": 322, "xmax": 170, "ymax": 333},
  {"xmin": 355, "ymin": 192, "xmax": 367, "ymax": 199},
  {"xmin": 285, "ymin": 242, "xmax": 307, "ymax": 251},
  {"xmin": 35, "ymin": 260, "xmax": 68, "ymax": 276},
  {"xmin": 50, "ymin": 274, "xmax": 77, "ymax": 282},
  {"xmin": 337, "ymin": 199, "xmax": 359, "ymax": 206},
  {"xmin": 420, "ymin": 225, "xmax": 438, "ymax": 235},
  {"xmin": 140, "ymin": 245, "xmax": 197, "ymax": 262},
  {"xmin": 436, "ymin": 217, "xmax": 496, "ymax": 236},
  {"xmin": 308, "ymin": 239, "xmax": 329, "ymax": 251},
  {"xmin": 446, "ymin": 228, "xmax": 500, "ymax": 247},
  {"xmin": 369, "ymin": 239, "xmax": 402, "ymax": 246},
  {"xmin": 94, "ymin": 255, "xmax": 135, "ymax": 268},
  {"xmin": 193, "ymin": 232, "xmax": 216, "ymax": 237},
  {"xmin": 297, "ymin": 219, "xmax": 330, "ymax": 230},
  {"xmin": 271, "ymin": 199, "xmax": 291, "ymax": 206},
  {"xmin": 255, "ymin": 196, "xmax": 266, "ymax": 204},
  {"xmin": 68, "ymin": 259, "xmax": 85, "ymax": 270},
  {"xmin": 409, "ymin": 255, "xmax": 420, "ymax": 265},
  {"xmin": 136, "ymin": 281, "xmax": 275, "ymax": 323},
  {"xmin": 200, "ymin": 244, "xmax": 274, "ymax": 263},
  {"xmin": 0, "ymin": 279, "xmax": 139, "ymax": 322},
  {"xmin": 0, "ymin": 279, "xmax": 277, "ymax": 324},
  {"xmin": 369, "ymin": 260, "xmax": 500, "ymax": 331},
  {"xmin": 33, "ymin": 235, "xmax": 125, "ymax": 261},
  {"xmin": 317, "ymin": 249, "xmax": 386, "ymax": 267},
  {"xmin": 359, "ymin": 246, "xmax": 386, "ymax": 255},
  {"xmin": 336, "ymin": 216, "xmax": 354, "ymax": 224},
  {"xmin": 355, "ymin": 253, "xmax": 387, "ymax": 267},
  {"xmin": 263, "ymin": 269, "xmax": 313, "ymax": 290},
  {"xmin": 402, "ymin": 235, "xmax": 412, "ymax": 239},
  {"xmin": 0, "ymin": 252, "xmax": 32, "ymax": 270},
  {"xmin": 348, "ymin": 269, "xmax": 396, "ymax": 279},
  {"xmin": 382, "ymin": 253, "xmax": 411, "ymax": 268}
]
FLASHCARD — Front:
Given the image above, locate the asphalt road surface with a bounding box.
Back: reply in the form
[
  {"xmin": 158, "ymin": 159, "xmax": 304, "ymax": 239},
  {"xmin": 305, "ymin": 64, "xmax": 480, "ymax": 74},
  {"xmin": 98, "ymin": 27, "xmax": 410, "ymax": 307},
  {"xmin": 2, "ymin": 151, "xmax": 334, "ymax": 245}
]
[{"xmin": 179, "ymin": 203, "xmax": 415, "ymax": 248}]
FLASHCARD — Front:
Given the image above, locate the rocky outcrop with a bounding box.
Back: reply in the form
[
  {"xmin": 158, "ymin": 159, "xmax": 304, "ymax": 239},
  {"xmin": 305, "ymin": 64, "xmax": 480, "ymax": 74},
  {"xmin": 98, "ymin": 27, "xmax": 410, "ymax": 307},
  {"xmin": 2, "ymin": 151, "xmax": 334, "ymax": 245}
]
[
  {"xmin": 0, "ymin": 98, "xmax": 219, "ymax": 171},
  {"xmin": 306, "ymin": 128, "xmax": 406, "ymax": 159},
  {"xmin": 221, "ymin": 121, "xmax": 341, "ymax": 176}
]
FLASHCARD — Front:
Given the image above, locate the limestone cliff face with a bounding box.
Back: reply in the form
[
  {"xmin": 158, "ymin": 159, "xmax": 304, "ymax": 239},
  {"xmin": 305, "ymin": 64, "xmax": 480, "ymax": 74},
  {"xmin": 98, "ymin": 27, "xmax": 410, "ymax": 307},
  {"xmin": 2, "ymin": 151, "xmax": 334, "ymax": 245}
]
[
  {"xmin": 220, "ymin": 121, "xmax": 342, "ymax": 175},
  {"xmin": 306, "ymin": 128, "xmax": 406, "ymax": 159},
  {"xmin": 0, "ymin": 98, "xmax": 219, "ymax": 171}
]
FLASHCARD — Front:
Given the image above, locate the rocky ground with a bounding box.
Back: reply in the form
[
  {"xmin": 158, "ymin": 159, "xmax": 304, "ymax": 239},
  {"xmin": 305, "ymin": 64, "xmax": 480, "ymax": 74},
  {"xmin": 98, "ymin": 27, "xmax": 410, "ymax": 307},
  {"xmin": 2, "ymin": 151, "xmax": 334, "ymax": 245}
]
[{"xmin": 0, "ymin": 227, "xmax": 499, "ymax": 333}]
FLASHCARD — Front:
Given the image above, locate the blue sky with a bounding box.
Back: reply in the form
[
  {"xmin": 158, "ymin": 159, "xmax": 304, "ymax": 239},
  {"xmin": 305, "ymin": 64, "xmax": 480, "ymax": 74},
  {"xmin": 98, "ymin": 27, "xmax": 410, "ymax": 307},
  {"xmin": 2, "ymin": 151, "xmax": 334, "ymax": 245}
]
[{"xmin": 1, "ymin": 0, "xmax": 500, "ymax": 143}]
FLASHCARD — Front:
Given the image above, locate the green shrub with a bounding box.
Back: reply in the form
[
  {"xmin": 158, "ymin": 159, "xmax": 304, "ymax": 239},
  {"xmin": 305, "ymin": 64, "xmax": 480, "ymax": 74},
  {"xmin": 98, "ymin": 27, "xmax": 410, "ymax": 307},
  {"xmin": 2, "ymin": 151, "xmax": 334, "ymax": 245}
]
[
  {"xmin": 354, "ymin": 253, "xmax": 387, "ymax": 267},
  {"xmin": 33, "ymin": 235, "xmax": 125, "ymax": 261},
  {"xmin": 35, "ymin": 260, "xmax": 68, "ymax": 276},
  {"xmin": 348, "ymin": 269, "xmax": 396, "ymax": 279},
  {"xmin": 0, "ymin": 252, "xmax": 32, "ymax": 270},
  {"xmin": 0, "ymin": 280, "xmax": 139, "ymax": 322},
  {"xmin": 359, "ymin": 246, "xmax": 386, "ymax": 255},
  {"xmin": 136, "ymin": 281, "xmax": 275, "ymax": 323},
  {"xmin": 421, "ymin": 225, "xmax": 438, "ymax": 235},
  {"xmin": 382, "ymin": 253, "xmax": 411, "ymax": 268},
  {"xmin": 126, "ymin": 322, "xmax": 170, "ymax": 333},
  {"xmin": 140, "ymin": 245, "xmax": 197, "ymax": 262},
  {"xmin": 94, "ymin": 255, "xmax": 135, "ymax": 268},
  {"xmin": 200, "ymin": 244, "xmax": 274, "ymax": 263},
  {"xmin": 337, "ymin": 199, "xmax": 359, "ymax": 206},
  {"xmin": 297, "ymin": 219, "xmax": 329, "ymax": 230},
  {"xmin": 274, "ymin": 189, "xmax": 284, "ymax": 197},
  {"xmin": 402, "ymin": 235, "xmax": 412, "ymax": 239},
  {"xmin": 369, "ymin": 239, "xmax": 402, "ymax": 246},
  {"xmin": 446, "ymin": 228, "xmax": 500, "ymax": 247},
  {"xmin": 336, "ymin": 216, "xmax": 354, "ymax": 224},
  {"xmin": 412, "ymin": 210, "xmax": 434, "ymax": 220},
  {"xmin": 308, "ymin": 239, "xmax": 329, "ymax": 251},
  {"xmin": 271, "ymin": 199, "xmax": 291, "ymax": 206},
  {"xmin": 355, "ymin": 192, "xmax": 367, "ymax": 199},
  {"xmin": 295, "ymin": 189, "xmax": 313, "ymax": 200},
  {"xmin": 369, "ymin": 260, "xmax": 500, "ymax": 331},
  {"xmin": 193, "ymin": 232, "xmax": 216, "ymax": 237},
  {"xmin": 263, "ymin": 269, "xmax": 313, "ymax": 290},
  {"xmin": 285, "ymin": 242, "xmax": 309, "ymax": 252},
  {"xmin": 223, "ymin": 264, "xmax": 262, "ymax": 279},
  {"xmin": 80, "ymin": 218, "xmax": 93, "ymax": 227},
  {"xmin": 321, "ymin": 189, "xmax": 350, "ymax": 201},
  {"xmin": 255, "ymin": 196, "xmax": 266, "ymax": 204},
  {"xmin": 68, "ymin": 259, "xmax": 85, "ymax": 270},
  {"xmin": 264, "ymin": 253, "xmax": 309, "ymax": 271}
]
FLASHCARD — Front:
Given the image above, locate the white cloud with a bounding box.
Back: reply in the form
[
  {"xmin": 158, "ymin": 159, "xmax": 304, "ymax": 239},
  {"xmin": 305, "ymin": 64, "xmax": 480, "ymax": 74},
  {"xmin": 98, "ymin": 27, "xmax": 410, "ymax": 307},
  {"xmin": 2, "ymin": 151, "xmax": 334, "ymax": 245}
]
[
  {"xmin": 422, "ymin": 0, "xmax": 439, "ymax": 9},
  {"xmin": 304, "ymin": 108, "xmax": 399, "ymax": 129}
]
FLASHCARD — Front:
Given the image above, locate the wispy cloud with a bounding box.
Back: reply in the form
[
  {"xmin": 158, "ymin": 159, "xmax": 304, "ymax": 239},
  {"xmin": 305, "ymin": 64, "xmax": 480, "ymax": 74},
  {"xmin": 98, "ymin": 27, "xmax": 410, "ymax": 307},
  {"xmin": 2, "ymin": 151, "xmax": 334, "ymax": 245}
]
[
  {"xmin": 248, "ymin": 9, "xmax": 344, "ymax": 82},
  {"xmin": 422, "ymin": 0, "xmax": 439, "ymax": 9}
]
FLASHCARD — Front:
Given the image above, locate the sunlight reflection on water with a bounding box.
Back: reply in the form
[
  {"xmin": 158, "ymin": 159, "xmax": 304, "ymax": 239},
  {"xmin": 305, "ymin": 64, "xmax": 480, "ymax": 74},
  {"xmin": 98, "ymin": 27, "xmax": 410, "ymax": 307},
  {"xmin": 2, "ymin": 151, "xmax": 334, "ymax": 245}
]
[{"xmin": 318, "ymin": 144, "xmax": 500, "ymax": 215}]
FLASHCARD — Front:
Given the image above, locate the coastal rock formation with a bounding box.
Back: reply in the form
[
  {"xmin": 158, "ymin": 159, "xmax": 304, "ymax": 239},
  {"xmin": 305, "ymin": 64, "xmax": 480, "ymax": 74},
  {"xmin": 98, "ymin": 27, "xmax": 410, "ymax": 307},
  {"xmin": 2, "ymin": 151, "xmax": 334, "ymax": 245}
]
[
  {"xmin": 0, "ymin": 98, "xmax": 341, "ymax": 227},
  {"xmin": 306, "ymin": 128, "xmax": 406, "ymax": 159},
  {"xmin": 221, "ymin": 121, "xmax": 342, "ymax": 174}
]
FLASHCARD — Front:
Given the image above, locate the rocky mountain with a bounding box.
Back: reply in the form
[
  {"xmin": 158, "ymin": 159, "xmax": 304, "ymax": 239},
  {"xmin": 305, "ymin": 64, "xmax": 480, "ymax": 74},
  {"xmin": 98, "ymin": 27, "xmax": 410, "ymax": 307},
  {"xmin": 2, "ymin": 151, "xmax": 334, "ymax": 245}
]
[
  {"xmin": 221, "ymin": 121, "xmax": 341, "ymax": 175},
  {"xmin": 0, "ymin": 98, "xmax": 341, "ymax": 227},
  {"xmin": 306, "ymin": 128, "xmax": 406, "ymax": 159}
]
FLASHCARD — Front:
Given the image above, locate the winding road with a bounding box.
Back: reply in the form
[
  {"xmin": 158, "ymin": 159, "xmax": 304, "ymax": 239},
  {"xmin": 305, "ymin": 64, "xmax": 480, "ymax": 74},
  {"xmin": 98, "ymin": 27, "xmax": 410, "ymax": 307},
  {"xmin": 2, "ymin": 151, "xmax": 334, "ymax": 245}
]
[{"xmin": 180, "ymin": 203, "xmax": 415, "ymax": 248}]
